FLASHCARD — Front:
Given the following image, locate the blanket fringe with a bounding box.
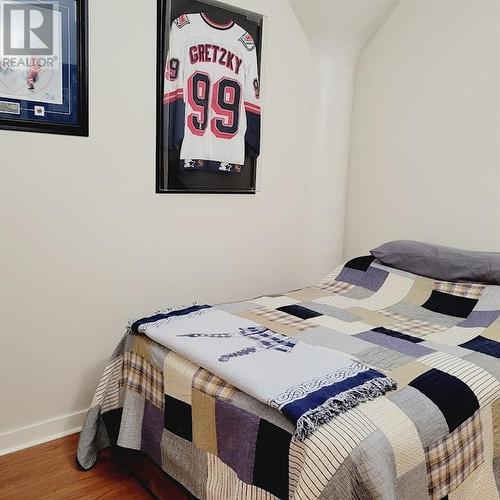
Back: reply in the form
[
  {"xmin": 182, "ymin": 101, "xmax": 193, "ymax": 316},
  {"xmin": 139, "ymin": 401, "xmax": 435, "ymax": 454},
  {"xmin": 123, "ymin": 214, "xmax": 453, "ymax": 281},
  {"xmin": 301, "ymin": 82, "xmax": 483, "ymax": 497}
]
[
  {"xmin": 294, "ymin": 376, "xmax": 397, "ymax": 441},
  {"xmin": 126, "ymin": 302, "xmax": 210, "ymax": 335}
]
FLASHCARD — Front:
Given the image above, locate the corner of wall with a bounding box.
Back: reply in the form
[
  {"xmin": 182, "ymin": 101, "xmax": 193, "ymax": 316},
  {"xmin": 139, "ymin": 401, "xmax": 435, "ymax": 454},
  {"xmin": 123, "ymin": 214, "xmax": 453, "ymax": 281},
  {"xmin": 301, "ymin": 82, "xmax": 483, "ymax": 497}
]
[{"xmin": 289, "ymin": 0, "xmax": 402, "ymax": 274}]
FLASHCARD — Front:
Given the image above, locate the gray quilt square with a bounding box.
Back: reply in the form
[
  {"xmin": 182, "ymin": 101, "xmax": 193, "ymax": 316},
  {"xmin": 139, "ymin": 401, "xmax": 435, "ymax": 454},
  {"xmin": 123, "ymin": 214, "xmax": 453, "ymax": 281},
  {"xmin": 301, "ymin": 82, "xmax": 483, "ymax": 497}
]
[
  {"xmin": 349, "ymin": 430, "xmax": 397, "ymax": 499},
  {"xmin": 299, "ymin": 326, "xmax": 373, "ymax": 354},
  {"xmin": 386, "ymin": 302, "xmax": 460, "ymax": 327},
  {"xmin": 298, "ymin": 301, "xmax": 360, "ymax": 322},
  {"xmin": 396, "ymin": 464, "xmax": 429, "ymax": 500},
  {"xmin": 356, "ymin": 330, "xmax": 434, "ymax": 358},
  {"xmin": 460, "ymin": 310, "xmax": 500, "ymax": 328},
  {"xmin": 475, "ymin": 286, "xmax": 500, "ymax": 311},
  {"xmin": 150, "ymin": 341, "xmax": 170, "ymax": 372},
  {"xmin": 318, "ymin": 431, "xmax": 396, "ymax": 500},
  {"xmin": 216, "ymin": 301, "xmax": 261, "ymax": 313},
  {"xmin": 230, "ymin": 392, "xmax": 295, "ymax": 433},
  {"xmin": 342, "ymin": 285, "xmax": 375, "ymax": 299},
  {"xmin": 355, "ymin": 345, "xmax": 413, "ymax": 370},
  {"xmin": 161, "ymin": 429, "xmax": 208, "ymax": 499},
  {"xmin": 117, "ymin": 390, "xmax": 145, "ymax": 450},
  {"xmin": 388, "ymin": 386, "xmax": 448, "ymax": 448},
  {"xmin": 419, "ymin": 341, "xmax": 471, "ymax": 358},
  {"xmin": 336, "ymin": 266, "xmax": 389, "ymax": 292},
  {"xmin": 463, "ymin": 351, "xmax": 500, "ymax": 380},
  {"xmin": 372, "ymin": 261, "xmax": 418, "ymax": 280}
]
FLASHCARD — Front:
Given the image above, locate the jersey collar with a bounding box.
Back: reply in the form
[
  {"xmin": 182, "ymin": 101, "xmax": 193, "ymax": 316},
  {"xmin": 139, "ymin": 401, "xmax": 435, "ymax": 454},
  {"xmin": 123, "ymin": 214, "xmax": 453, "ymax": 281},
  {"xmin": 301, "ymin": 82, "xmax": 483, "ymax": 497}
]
[{"xmin": 200, "ymin": 12, "xmax": 235, "ymax": 30}]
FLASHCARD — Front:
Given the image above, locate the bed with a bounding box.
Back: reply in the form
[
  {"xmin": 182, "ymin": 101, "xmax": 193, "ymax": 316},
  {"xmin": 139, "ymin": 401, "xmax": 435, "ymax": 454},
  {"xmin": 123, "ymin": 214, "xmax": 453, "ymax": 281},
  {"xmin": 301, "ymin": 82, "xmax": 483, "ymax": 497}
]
[{"xmin": 77, "ymin": 254, "xmax": 500, "ymax": 499}]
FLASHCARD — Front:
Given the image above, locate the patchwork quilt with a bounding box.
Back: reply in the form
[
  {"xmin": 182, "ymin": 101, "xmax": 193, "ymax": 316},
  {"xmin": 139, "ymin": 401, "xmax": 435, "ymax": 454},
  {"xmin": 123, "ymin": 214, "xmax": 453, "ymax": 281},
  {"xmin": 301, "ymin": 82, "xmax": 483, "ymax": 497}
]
[
  {"xmin": 77, "ymin": 256, "xmax": 500, "ymax": 499},
  {"xmin": 131, "ymin": 305, "xmax": 396, "ymax": 441}
]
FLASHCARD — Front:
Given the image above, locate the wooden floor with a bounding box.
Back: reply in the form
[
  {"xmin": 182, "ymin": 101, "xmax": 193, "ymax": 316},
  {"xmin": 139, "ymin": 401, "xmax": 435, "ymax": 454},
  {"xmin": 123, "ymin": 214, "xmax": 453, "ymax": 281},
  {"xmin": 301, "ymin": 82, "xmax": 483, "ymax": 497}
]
[{"xmin": 0, "ymin": 433, "xmax": 152, "ymax": 500}]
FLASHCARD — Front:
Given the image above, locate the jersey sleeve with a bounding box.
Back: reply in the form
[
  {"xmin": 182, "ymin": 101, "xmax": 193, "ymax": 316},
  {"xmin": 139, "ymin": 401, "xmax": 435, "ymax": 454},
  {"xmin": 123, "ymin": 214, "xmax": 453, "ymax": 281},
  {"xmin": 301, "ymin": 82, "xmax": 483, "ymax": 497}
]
[
  {"xmin": 242, "ymin": 37, "xmax": 261, "ymax": 159},
  {"xmin": 164, "ymin": 18, "xmax": 186, "ymax": 150}
]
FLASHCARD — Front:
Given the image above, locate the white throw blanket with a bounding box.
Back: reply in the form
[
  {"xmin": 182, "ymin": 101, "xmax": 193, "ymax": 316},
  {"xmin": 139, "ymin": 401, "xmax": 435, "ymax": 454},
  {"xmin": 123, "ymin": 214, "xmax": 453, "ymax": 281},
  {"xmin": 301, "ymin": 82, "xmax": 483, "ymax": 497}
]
[{"xmin": 131, "ymin": 304, "xmax": 396, "ymax": 439}]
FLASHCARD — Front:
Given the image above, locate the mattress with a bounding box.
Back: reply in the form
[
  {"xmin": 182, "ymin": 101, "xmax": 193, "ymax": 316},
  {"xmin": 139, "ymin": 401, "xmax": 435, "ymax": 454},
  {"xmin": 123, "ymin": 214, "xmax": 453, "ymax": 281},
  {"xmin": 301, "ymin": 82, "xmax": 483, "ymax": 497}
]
[{"xmin": 77, "ymin": 255, "xmax": 500, "ymax": 499}]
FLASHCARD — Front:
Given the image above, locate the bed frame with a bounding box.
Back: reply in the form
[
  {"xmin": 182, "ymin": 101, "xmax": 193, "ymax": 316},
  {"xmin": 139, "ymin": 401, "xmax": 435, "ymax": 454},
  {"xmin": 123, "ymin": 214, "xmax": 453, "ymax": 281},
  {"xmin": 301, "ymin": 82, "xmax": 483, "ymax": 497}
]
[{"xmin": 113, "ymin": 446, "xmax": 197, "ymax": 499}]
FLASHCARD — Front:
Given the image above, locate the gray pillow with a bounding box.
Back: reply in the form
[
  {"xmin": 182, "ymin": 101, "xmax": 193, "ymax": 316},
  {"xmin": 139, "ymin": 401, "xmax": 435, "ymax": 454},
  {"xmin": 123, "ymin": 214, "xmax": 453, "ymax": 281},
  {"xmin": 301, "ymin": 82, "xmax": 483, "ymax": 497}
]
[{"xmin": 370, "ymin": 240, "xmax": 500, "ymax": 284}]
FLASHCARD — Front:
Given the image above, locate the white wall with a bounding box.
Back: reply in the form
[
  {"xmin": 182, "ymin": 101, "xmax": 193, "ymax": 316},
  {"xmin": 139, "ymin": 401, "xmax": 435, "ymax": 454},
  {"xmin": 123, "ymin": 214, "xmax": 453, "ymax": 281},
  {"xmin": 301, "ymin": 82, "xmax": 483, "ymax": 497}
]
[
  {"xmin": 344, "ymin": 0, "xmax": 500, "ymax": 259},
  {"xmin": 0, "ymin": 0, "xmax": 314, "ymax": 451},
  {"xmin": 289, "ymin": 0, "xmax": 399, "ymax": 277}
]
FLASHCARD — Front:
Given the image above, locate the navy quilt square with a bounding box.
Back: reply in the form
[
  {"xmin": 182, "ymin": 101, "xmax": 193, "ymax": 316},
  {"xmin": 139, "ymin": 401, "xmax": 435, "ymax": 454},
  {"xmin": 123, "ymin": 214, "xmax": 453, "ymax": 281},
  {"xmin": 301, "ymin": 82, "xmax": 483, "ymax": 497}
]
[
  {"xmin": 460, "ymin": 336, "xmax": 500, "ymax": 358},
  {"xmin": 422, "ymin": 290, "xmax": 478, "ymax": 318},
  {"xmin": 101, "ymin": 408, "xmax": 124, "ymax": 446},
  {"xmin": 253, "ymin": 419, "xmax": 292, "ymax": 500},
  {"xmin": 277, "ymin": 304, "xmax": 322, "ymax": 320},
  {"xmin": 345, "ymin": 255, "xmax": 376, "ymax": 271},
  {"xmin": 409, "ymin": 368, "xmax": 479, "ymax": 432},
  {"xmin": 371, "ymin": 327, "xmax": 424, "ymax": 344},
  {"xmin": 164, "ymin": 395, "xmax": 192, "ymax": 441}
]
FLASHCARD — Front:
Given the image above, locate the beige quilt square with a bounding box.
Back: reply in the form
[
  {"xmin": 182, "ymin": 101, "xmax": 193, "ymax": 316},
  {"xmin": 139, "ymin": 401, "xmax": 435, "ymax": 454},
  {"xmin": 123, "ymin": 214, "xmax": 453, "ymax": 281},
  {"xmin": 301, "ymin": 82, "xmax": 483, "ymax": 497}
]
[
  {"xmin": 132, "ymin": 334, "xmax": 154, "ymax": 360},
  {"xmin": 164, "ymin": 351, "xmax": 199, "ymax": 404},
  {"xmin": 306, "ymin": 314, "xmax": 372, "ymax": 335},
  {"xmin": 482, "ymin": 322, "xmax": 500, "ymax": 342},
  {"xmin": 192, "ymin": 388, "xmax": 217, "ymax": 455},
  {"xmin": 285, "ymin": 287, "xmax": 332, "ymax": 301},
  {"xmin": 347, "ymin": 307, "xmax": 397, "ymax": 328},
  {"xmin": 492, "ymin": 398, "xmax": 500, "ymax": 458},
  {"xmin": 252, "ymin": 296, "xmax": 300, "ymax": 308},
  {"xmin": 206, "ymin": 454, "xmax": 277, "ymax": 500},
  {"xmin": 237, "ymin": 310, "xmax": 304, "ymax": 337},
  {"xmin": 425, "ymin": 326, "xmax": 483, "ymax": 346},
  {"xmin": 389, "ymin": 360, "xmax": 430, "ymax": 387},
  {"xmin": 404, "ymin": 277, "xmax": 434, "ymax": 306}
]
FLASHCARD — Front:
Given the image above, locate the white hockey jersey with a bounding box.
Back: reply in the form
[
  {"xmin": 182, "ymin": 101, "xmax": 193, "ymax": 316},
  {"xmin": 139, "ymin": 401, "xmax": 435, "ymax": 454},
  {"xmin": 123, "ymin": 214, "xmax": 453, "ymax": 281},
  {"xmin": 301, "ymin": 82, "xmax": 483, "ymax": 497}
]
[{"xmin": 164, "ymin": 13, "xmax": 261, "ymax": 168}]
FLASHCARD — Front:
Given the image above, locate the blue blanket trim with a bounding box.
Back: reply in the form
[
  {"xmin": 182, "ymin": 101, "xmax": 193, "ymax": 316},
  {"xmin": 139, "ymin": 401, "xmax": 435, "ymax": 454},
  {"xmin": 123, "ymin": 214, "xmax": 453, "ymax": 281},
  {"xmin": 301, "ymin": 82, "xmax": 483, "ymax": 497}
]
[
  {"xmin": 282, "ymin": 368, "xmax": 384, "ymax": 422},
  {"xmin": 130, "ymin": 304, "xmax": 211, "ymax": 334},
  {"xmin": 294, "ymin": 375, "xmax": 397, "ymax": 440}
]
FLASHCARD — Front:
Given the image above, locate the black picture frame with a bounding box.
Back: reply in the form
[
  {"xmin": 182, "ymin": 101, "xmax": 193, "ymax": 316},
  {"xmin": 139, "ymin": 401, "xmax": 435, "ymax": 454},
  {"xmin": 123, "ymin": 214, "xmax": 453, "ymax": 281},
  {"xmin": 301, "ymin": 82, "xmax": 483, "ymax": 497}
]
[
  {"xmin": 0, "ymin": 0, "xmax": 88, "ymax": 137},
  {"xmin": 156, "ymin": 0, "xmax": 263, "ymax": 194}
]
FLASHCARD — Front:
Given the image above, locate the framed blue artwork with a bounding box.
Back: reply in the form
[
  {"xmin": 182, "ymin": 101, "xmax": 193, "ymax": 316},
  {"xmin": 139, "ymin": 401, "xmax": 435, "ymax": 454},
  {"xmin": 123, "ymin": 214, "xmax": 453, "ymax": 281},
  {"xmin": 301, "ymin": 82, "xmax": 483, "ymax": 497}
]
[{"xmin": 0, "ymin": 0, "xmax": 88, "ymax": 136}]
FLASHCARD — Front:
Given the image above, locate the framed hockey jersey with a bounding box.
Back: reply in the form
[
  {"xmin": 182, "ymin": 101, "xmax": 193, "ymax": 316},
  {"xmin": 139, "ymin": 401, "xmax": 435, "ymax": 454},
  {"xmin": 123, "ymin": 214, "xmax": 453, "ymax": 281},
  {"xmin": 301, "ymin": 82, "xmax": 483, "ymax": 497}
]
[{"xmin": 156, "ymin": 0, "xmax": 263, "ymax": 193}]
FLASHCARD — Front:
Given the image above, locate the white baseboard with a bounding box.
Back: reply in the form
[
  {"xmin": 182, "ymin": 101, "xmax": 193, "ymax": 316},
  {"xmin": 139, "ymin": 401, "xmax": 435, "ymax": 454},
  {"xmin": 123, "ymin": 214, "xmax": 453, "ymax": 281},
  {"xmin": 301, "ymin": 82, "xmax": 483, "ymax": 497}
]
[{"xmin": 0, "ymin": 409, "xmax": 89, "ymax": 457}]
